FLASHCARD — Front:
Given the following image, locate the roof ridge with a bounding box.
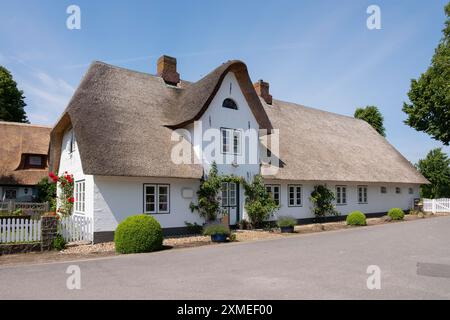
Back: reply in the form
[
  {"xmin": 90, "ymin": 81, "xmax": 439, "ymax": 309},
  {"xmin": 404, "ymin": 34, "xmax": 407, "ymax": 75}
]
[{"xmin": 0, "ymin": 121, "xmax": 52, "ymax": 128}]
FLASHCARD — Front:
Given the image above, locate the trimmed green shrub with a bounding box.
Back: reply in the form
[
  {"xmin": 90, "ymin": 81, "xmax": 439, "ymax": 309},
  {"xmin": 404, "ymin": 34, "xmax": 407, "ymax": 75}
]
[
  {"xmin": 277, "ymin": 216, "xmax": 297, "ymax": 228},
  {"xmin": 114, "ymin": 214, "xmax": 163, "ymax": 254},
  {"xmin": 203, "ymin": 224, "xmax": 230, "ymax": 236},
  {"xmin": 346, "ymin": 211, "xmax": 367, "ymax": 226},
  {"xmin": 52, "ymin": 234, "xmax": 66, "ymax": 251},
  {"xmin": 388, "ymin": 208, "xmax": 405, "ymax": 220}
]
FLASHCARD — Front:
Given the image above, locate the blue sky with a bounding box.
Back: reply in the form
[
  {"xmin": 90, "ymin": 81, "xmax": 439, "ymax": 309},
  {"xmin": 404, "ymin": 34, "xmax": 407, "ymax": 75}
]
[{"xmin": 0, "ymin": 0, "xmax": 448, "ymax": 163}]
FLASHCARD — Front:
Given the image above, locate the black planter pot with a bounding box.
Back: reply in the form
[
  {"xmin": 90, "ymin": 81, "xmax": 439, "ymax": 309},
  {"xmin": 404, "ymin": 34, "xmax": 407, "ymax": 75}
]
[
  {"xmin": 211, "ymin": 234, "xmax": 228, "ymax": 242},
  {"xmin": 280, "ymin": 226, "xmax": 294, "ymax": 233}
]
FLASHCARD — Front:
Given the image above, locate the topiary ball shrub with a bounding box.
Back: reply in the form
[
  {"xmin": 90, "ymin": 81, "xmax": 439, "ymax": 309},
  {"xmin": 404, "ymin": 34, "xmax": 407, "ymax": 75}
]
[
  {"xmin": 346, "ymin": 211, "xmax": 367, "ymax": 226},
  {"xmin": 388, "ymin": 208, "xmax": 405, "ymax": 220},
  {"xmin": 114, "ymin": 214, "xmax": 163, "ymax": 254}
]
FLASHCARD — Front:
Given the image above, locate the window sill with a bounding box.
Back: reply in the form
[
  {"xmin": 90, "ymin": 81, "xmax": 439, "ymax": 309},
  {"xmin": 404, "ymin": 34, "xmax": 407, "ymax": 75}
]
[{"xmin": 145, "ymin": 212, "xmax": 170, "ymax": 215}]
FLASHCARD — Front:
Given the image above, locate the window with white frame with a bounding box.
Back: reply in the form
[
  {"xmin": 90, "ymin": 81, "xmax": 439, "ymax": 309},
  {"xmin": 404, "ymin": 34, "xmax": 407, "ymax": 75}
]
[
  {"xmin": 395, "ymin": 187, "xmax": 401, "ymax": 194},
  {"xmin": 69, "ymin": 130, "xmax": 76, "ymax": 153},
  {"xmin": 265, "ymin": 184, "xmax": 280, "ymax": 205},
  {"xmin": 336, "ymin": 186, "xmax": 347, "ymax": 205},
  {"xmin": 408, "ymin": 187, "xmax": 414, "ymax": 194},
  {"xmin": 221, "ymin": 182, "xmax": 237, "ymax": 207},
  {"xmin": 358, "ymin": 186, "xmax": 368, "ymax": 204},
  {"xmin": 380, "ymin": 186, "xmax": 387, "ymax": 194},
  {"xmin": 221, "ymin": 128, "xmax": 241, "ymax": 155},
  {"xmin": 144, "ymin": 184, "xmax": 170, "ymax": 214},
  {"xmin": 74, "ymin": 180, "xmax": 85, "ymax": 213},
  {"xmin": 288, "ymin": 185, "xmax": 302, "ymax": 207}
]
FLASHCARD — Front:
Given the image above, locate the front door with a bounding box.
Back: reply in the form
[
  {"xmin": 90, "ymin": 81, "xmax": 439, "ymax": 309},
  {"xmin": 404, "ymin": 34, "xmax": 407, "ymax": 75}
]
[{"xmin": 221, "ymin": 182, "xmax": 240, "ymax": 226}]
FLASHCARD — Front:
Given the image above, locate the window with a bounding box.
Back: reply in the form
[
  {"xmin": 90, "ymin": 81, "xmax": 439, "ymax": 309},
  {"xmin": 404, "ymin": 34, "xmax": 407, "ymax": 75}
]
[
  {"xmin": 74, "ymin": 180, "xmax": 85, "ymax": 213},
  {"xmin": 336, "ymin": 186, "xmax": 347, "ymax": 205},
  {"xmin": 221, "ymin": 182, "xmax": 237, "ymax": 207},
  {"xmin": 69, "ymin": 130, "xmax": 76, "ymax": 153},
  {"xmin": 408, "ymin": 187, "xmax": 414, "ymax": 194},
  {"xmin": 4, "ymin": 189, "xmax": 17, "ymax": 200},
  {"xmin": 144, "ymin": 184, "xmax": 170, "ymax": 214},
  {"xmin": 288, "ymin": 185, "xmax": 302, "ymax": 207},
  {"xmin": 380, "ymin": 186, "xmax": 387, "ymax": 194},
  {"xmin": 29, "ymin": 155, "xmax": 42, "ymax": 166},
  {"xmin": 222, "ymin": 98, "xmax": 238, "ymax": 110},
  {"xmin": 265, "ymin": 184, "xmax": 280, "ymax": 205},
  {"xmin": 358, "ymin": 186, "xmax": 368, "ymax": 204},
  {"xmin": 221, "ymin": 128, "xmax": 241, "ymax": 155},
  {"xmin": 396, "ymin": 187, "xmax": 401, "ymax": 194}
]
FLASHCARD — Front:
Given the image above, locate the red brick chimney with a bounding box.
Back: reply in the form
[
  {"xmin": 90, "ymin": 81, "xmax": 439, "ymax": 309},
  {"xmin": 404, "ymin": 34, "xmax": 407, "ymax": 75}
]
[
  {"xmin": 253, "ymin": 79, "xmax": 272, "ymax": 105},
  {"xmin": 157, "ymin": 55, "xmax": 180, "ymax": 85}
]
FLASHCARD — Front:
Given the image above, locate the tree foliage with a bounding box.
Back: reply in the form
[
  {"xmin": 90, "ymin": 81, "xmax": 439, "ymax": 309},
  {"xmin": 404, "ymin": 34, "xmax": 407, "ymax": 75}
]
[
  {"xmin": 403, "ymin": 3, "xmax": 450, "ymax": 145},
  {"xmin": 190, "ymin": 162, "xmax": 222, "ymax": 222},
  {"xmin": 243, "ymin": 175, "xmax": 279, "ymax": 227},
  {"xmin": 354, "ymin": 105, "xmax": 386, "ymax": 137},
  {"xmin": 416, "ymin": 148, "xmax": 450, "ymax": 198},
  {"xmin": 310, "ymin": 185, "xmax": 339, "ymax": 219},
  {"xmin": 0, "ymin": 66, "xmax": 28, "ymax": 123}
]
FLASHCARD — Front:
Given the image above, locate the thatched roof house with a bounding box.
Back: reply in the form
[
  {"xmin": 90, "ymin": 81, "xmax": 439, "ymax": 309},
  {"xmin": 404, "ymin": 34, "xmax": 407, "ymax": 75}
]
[
  {"xmin": 0, "ymin": 121, "xmax": 51, "ymax": 186},
  {"xmin": 49, "ymin": 55, "xmax": 427, "ymax": 242}
]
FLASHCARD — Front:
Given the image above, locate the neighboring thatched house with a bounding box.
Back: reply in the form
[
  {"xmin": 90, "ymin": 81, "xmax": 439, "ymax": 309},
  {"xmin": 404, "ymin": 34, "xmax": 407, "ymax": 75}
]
[
  {"xmin": 0, "ymin": 121, "xmax": 51, "ymax": 202},
  {"xmin": 49, "ymin": 55, "xmax": 428, "ymax": 243}
]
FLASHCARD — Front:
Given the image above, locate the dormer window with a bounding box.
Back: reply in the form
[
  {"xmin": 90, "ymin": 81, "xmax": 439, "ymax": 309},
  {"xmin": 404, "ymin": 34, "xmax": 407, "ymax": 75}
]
[
  {"xmin": 29, "ymin": 155, "xmax": 43, "ymax": 166},
  {"xmin": 222, "ymin": 98, "xmax": 238, "ymax": 110}
]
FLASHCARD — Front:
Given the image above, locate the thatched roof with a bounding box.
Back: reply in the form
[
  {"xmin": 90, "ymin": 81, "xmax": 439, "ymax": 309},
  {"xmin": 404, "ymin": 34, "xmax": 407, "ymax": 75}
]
[
  {"xmin": 50, "ymin": 59, "xmax": 427, "ymax": 184},
  {"xmin": 261, "ymin": 99, "xmax": 428, "ymax": 184},
  {"xmin": 0, "ymin": 121, "xmax": 51, "ymax": 185}
]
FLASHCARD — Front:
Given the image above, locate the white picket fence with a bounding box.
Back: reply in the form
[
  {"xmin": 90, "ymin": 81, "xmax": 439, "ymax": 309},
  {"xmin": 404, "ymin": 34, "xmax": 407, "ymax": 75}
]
[
  {"xmin": 423, "ymin": 198, "xmax": 450, "ymax": 213},
  {"xmin": 0, "ymin": 215, "xmax": 93, "ymax": 244},
  {"xmin": 0, "ymin": 218, "xmax": 41, "ymax": 243},
  {"xmin": 60, "ymin": 214, "xmax": 93, "ymax": 243}
]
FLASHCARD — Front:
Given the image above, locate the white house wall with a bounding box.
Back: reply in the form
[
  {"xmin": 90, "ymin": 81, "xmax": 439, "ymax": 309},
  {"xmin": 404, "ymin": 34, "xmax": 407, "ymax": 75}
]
[
  {"xmin": 93, "ymin": 176, "xmax": 202, "ymax": 233},
  {"xmin": 263, "ymin": 180, "xmax": 420, "ymax": 221},
  {"xmin": 190, "ymin": 71, "xmax": 261, "ymax": 180},
  {"xmin": 58, "ymin": 128, "xmax": 94, "ymax": 219}
]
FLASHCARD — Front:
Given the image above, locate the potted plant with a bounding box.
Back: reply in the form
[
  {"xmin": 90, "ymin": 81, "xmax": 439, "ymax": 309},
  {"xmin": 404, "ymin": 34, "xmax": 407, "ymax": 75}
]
[
  {"xmin": 203, "ymin": 223, "xmax": 230, "ymax": 242},
  {"xmin": 277, "ymin": 216, "xmax": 297, "ymax": 233}
]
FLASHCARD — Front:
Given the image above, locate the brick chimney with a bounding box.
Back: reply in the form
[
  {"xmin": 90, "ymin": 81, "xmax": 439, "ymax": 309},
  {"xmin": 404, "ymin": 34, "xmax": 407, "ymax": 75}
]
[
  {"xmin": 253, "ymin": 79, "xmax": 272, "ymax": 105},
  {"xmin": 157, "ymin": 55, "xmax": 180, "ymax": 85}
]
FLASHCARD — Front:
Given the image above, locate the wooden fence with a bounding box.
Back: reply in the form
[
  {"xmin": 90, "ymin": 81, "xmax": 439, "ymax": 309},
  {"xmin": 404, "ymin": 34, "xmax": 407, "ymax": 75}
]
[
  {"xmin": 0, "ymin": 214, "xmax": 93, "ymax": 244},
  {"xmin": 60, "ymin": 214, "xmax": 93, "ymax": 243},
  {"xmin": 423, "ymin": 198, "xmax": 450, "ymax": 213},
  {"xmin": 0, "ymin": 218, "xmax": 41, "ymax": 243},
  {"xmin": 0, "ymin": 201, "xmax": 49, "ymax": 214}
]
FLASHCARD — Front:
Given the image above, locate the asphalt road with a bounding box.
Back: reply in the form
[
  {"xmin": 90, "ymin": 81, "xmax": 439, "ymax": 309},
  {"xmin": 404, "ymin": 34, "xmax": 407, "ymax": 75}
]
[{"xmin": 1, "ymin": 216, "xmax": 450, "ymax": 299}]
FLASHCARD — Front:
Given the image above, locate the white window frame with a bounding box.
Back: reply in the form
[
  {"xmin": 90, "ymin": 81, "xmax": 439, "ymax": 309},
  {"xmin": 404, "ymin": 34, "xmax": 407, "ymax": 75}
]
[
  {"xmin": 336, "ymin": 185, "xmax": 347, "ymax": 205},
  {"xmin": 396, "ymin": 187, "xmax": 401, "ymax": 194},
  {"xmin": 74, "ymin": 180, "xmax": 85, "ymax": 213},
  {"xmin": 144, "ymin": 184, "xmax": 170, "ymax": 214},
  {"xmin": 221, "ymin": 128, "xmax": 242, "ymax": 155},
  {"xmin": 288, "ymin": 184, "xmax": 302, "ymax": 207},
  {"xmin": 380, "ymin": 186, "xmax": 387, "ymax": 194},
  {"xmin": 265, "ymin": 184, "xmax": 281, "ymax": 206},
  {"xmin": 408, "ymin": 187, "xmax": 414, "ymax": 194},
  {"xmin": 358, "ymin": 185, "xmax": 368, "ymax": 204}
]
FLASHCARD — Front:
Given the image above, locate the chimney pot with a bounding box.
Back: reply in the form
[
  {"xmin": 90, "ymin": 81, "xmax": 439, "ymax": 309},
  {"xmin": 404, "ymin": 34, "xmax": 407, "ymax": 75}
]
[
  {"xmin": 157, "ymin": 55, "xmax": 180, "ymax": 85},
  {"xmin": 253, "ymin": 79, "xmax": 272, "ymax": 105}
]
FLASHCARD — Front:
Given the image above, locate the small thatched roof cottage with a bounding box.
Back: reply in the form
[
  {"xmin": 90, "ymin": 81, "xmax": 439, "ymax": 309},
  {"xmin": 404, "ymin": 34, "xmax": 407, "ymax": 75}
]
[
  {"xmin": 0, "ymin": 121, "xmax": 51, "ymax": 202},
  {"xmin": 50, "ymin": 55, "xmax": 427, "ymax": 243}
]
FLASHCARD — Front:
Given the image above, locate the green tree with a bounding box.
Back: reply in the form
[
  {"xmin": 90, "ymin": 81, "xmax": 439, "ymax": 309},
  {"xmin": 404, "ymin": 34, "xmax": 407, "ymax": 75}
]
[
  {"xmin": 190, "ymin": 162, "xmax": 222, "ymax": 222},
  {"xmin": 310, "ymin": 185, "xmax": 339, "ymax": 219},
  {"xmin": 243, "ymin": 175, "xmax": 279, "ymax": 228},
  {"xmin": 403, "ymin": 3, "xmax": 450, "ymax": 145},
  {"xmin": 416, "ymin": 148, "xmax": 450, "ymax": 198},
  {"xmin": 354, "ymin": 105, "xmax": 386, "ymax": 136},
  {"xmin": 36, "ymin": 177, "xmax": 57, "ymax": 211},
  {"xmin": 0, "ymin": 66, "xmax": 28, "ymax": 123}
]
